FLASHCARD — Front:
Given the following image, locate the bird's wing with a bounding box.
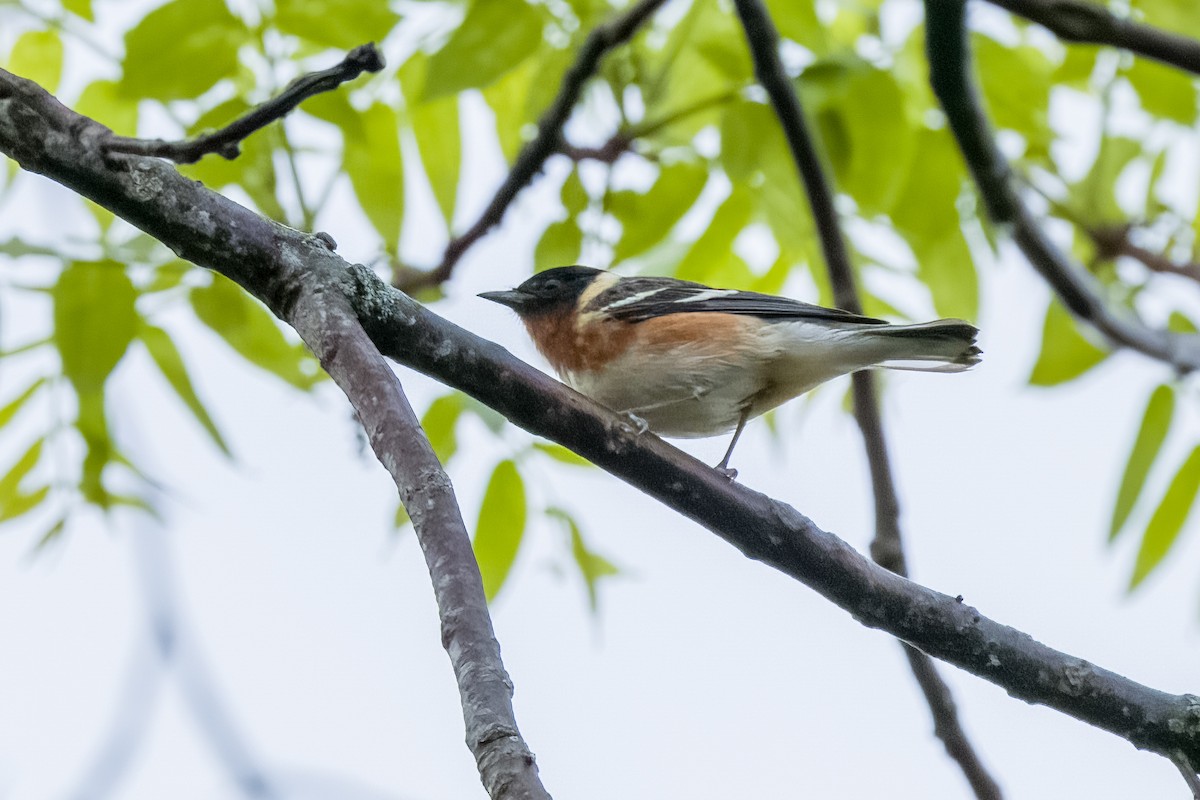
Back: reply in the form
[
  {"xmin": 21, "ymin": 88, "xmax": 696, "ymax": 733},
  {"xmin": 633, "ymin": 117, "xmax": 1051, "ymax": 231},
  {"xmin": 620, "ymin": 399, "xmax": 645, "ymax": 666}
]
[{"xmin": 588, "ymin": 277, "xmax": 888, "ymax": 325}]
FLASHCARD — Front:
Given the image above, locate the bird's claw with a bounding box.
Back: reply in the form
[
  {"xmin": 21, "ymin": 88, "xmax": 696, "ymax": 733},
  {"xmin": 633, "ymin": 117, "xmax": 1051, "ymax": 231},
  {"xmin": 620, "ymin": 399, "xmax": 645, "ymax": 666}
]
[
  {"xmin": 714, "ymin": 465, "xmax": 738, "ymax": 481},
  {"xmin": 621, "ymin": 412, "xmax": 649, "ymax": 435}
]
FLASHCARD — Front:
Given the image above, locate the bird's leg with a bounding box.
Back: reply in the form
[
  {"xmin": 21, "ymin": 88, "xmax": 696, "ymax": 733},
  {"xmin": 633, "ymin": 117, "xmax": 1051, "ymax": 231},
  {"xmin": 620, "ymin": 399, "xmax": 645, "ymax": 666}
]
[
  {"xmin": 621, "ymin": 411, "xmax": 649, "ymax": 435},
  {"xmin": 714, "ymin": 410, "xmax": 749, "ymax": 480}
]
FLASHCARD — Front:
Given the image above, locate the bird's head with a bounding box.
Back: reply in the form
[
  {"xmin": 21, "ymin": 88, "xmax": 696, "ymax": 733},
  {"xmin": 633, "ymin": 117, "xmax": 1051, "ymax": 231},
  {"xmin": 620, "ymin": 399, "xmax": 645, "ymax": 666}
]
[{"xmin": 479, "ymin": 266, "xmax": 604, "ymax": 318}]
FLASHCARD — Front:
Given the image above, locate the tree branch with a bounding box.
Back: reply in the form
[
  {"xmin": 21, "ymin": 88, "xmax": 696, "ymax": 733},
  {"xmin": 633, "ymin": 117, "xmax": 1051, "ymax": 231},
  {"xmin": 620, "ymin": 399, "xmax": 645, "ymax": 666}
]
[
  {"xmin": 924, "ymin": 0, "xmax": 1200, "ymax": 373},
  {"xmin": 396, "ymin": 0, "xmax": 668, "ymax": 293},
  {"xmin": 731, "ymin": 1, "xmax": 1001, "ymax": 796},
  {"xmin": 982, "ymin": 0, "xmax": 1200, "ymax": 76},
  {"xmin": 1089, "ymin": 223, "xmax": 1200, "ymax": 284},
  {"xmin": 5, "ymin": 65, "xmax": 1200, "ymax": 780},
  {"xmin": 285, "ymin": 284, "xmax": 550, "ymax": 799},
  {"xmin": 103, "ymin": 44, "xmax": 385, "ymax": 164}
]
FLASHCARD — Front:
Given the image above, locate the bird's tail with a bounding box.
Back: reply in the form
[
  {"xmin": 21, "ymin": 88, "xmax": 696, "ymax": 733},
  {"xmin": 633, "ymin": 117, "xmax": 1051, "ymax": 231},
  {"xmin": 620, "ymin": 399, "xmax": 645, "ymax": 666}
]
[{"xmin": 862, "ymin": 319, "xmax": 982, "ymax": 373}]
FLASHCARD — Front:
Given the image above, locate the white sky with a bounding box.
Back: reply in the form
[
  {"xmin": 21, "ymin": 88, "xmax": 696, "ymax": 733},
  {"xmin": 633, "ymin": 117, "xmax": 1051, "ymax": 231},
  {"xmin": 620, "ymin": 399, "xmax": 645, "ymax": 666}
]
[{"xmin": 2, "ymin": 3, "xmax": 1200, "ymax": 799}]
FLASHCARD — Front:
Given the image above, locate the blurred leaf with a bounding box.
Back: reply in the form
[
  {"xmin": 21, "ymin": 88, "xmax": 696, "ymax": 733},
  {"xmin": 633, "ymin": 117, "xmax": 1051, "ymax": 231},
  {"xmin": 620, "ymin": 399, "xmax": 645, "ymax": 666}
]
[
  {"xmin": 0, "ymin": 237, "xmax": 59, "ymax": 258},
  {"xmin": 0, "ymin": 379, "xmax": 46, "ymax": 429},
  {"xmin": 63, "ymin": 0, "xmax": 93, "ymax": 20},
  {"xmin": 421, "ymin": 392, "xmax": 465, "ymax": 463},
  {"xmin": 473, "ymin": 459, "xmax": 526, "ymax": 601},
  {"xmin": 1131, "ymin": 0, "xmax": 1194, "ymax": 37},
  {"xmin": 462, "ymin": 396, "xmax": 507, "ymax": 433},
  {"xmin": 765, "ymin": 0, "xmax": 826, "ymax": 53},
  {"xmin": 32, "ymin": 515, "xmax": 67, "ymax": 550},
  {"xmin": 532, "ymin": 442, "xmax": 591, "ymax": 467},
  {"xmin": 1130, "ymin": 445, "xmax": 1200, "ymax": 589},
  {"xmin": 535, "ymin": 218, "xmax": 583, "ymax": 272},
  {"xmin": 424, "ymin": 0, "xmax": 543, "ymax": 99},
  {"xmin": 191, "ymin": 275, "xmax": 323, "ymax": 390},
  {"xmin": 561, "ymin": 170, "xmax": 588, "ymax": 217},
  {"xmin": 547, "ymin": 507, "xmax": 618, "ymax": 612},
  {"xmin": 1075, "ymin": 136, "xmax": 1141, "ymax": 225},
  {"xmin": 138, "ymin": 323, "xmax": 231, "ymax": 456},
  {"xmin": 77, "ymin": 390, "xmax": 114, "ymax": 507},
  {"xmin": 7, "ymin": 30, "xmax": 64, "ymax": 93},
  {"xmin": 0, "ymin": 439, "xmax": 44, "ymax": 500},
  {"xmin": 121, "ymin": 0, "xmax": 247, "ymax": 100},
  {"xmin": 345, "ymin": 102, "xmax": 404, "ymax": 251},
  {"xmin": 482, "ymin": 56, "xmax": 536, "ymax": 164},
  {"xmin": 53, "ymin": 261, "xmax": 137, "ymax": 396},
  {"xmin": 0, "ymin": 485, "xmax": 50, "ymax": 524},
  {"xmin": 675, "ymin": 186, "xmax": 753, "ymax": 282},
  {"xmin": 1029, "ymin": 301, "xmax": 1109, "ymax": 386},
  {"xmin": 917, "ymin": 232, "xmax": 977, "ymax": 321},
  {"xmin": 610, "ymin": 161, "xmax": 707, "ymax": 263},
  {"xmin": 1168, "ymin": 311, "xmax": 1199, "ymax": 334},
  {"xmin": 798, "ymin": 60, "xmax": 914, "ymax": 213},
  {"xmin": 1054, "ymin": 45, "xmax": 1098, "ymax": 89},
  {"xmin": 973, "ymin": 34, "xmax": 1053, "ymax": 152},
  {"xmin": 274, "ymin": 0, "xmax": 399, "ymax": 49},
  {"xmin": 76, "ymin": 79, "xmax": 139, "ymax": 136},
  {"xmin": 1124, "ymin": 58, "xmax": 1198, "ymax": 125},
  {"xmin": 400, "ymin": 53, "xmax": 461, "ymax": 226},
  {"xmin": 1110, "ymin": 384, "xmax": 1174, "ymax": 541},
  {"xmin": 143, "ymin": 260, "xmax": 194, "ymax": 293}
]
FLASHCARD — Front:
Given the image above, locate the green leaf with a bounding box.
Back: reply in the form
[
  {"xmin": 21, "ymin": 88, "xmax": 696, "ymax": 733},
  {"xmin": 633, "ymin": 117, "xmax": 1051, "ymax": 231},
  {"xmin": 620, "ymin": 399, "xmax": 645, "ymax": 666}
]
[
  {"xmin": 410, "ymin": 98, "xmax": 460, "ymax": 226},
  {"xmin": 1131, "ymin": 0, "xmax": 1194, "ymax": 37},
  {"xmin": 532, "ymin": 442, "xmax": 591, "ymax": 467},
  {"xmin": 53, "ymin": 261, "xmax": 138, "ymax": 396},
  {"xmin": 473, "ymin": 459, "xmax": 526, "ymax": 602},
  {"xmin": 1054, "ymin": 45, "xmax": 1098, "ymax": 89},
  {"xmin": 273, "ymin": 0, "xmax": 399, "ymax": 49},
  {"xmin": 121, "ymin": 0, "xmax": 248, "ymax": 101},
  {"xmin": 344, "ymin": 102, "xmax": 404, "ymax": 251},
  {"xmin": 1111, "ymin": 384, "xmax": 1174, "ymax": 541},
  {"xmin": 546, "ymin": 507, "xmax": 618, "ymax": 612},
  {"xmin": 421, "ymin": 393, "xmax": 465, "ymax": 463},
  {"xmin": 534, "ymin": 218, "xmax": 583, "ymax": 272},
  {"xmin": 1124, "ymin": 57, "xmax": 1198, "ymax": 125},
  {"xmin": 75, "ymin": 79, "xmax": 139, "ymax": 137},
  {"xmin": 0, "ymin": 485, "xmax": 50, "ymax": 524},
  {"xmin": 561, "ymin": 170, "xmax": 588, "ymax": 217},
  {"xmin": 0, "ymin": 379, "xmax": 45, "ymax": 429},
  {"xmin": 972, "ymin": 34, "xmax": 1053, "ymax": 152},
  {"xmin": 32, "ymin": 515, "xmax": 68, "ymax": 550},
  {"xmin": 797, "ymin": 60, "xmax": 915, "ymax": 213},
  {"xmin": 610, "ymin": 161, "xmax": 707, "ymax": 263},
  {"xmin": 1130, "ymin": 445, "xmax": 1200, "ymax": 589},
  {"xmin": 1028, "ymin": 300, "xmax": 1109, "ymax": 386},
  {"xmin": 190, "ymin": 275, "xmax": 323, "ymax": 390},
  {"xmin": 765, "ymin": 0, "xmax": 826, "ymax": 54},
  {"xmin": 1074, "ymin": 136, "xmax": 1141, "ymax": 224},
  {"xmin": 481, "ymin": 56, "xmax": 537, "ymax": 164},
  {"xmin": 394, "ymin": 501, "xmax": 410, "ymax": 530},
  {"xmin": 916, "ymin": 232, "xmax": 977, "ymax": 321},
  {"xmin": 63, "ymin": 0, "xmax": 93, "ymax": 20},
  {"xmin": 7, "ymin": 30, "xmax": 64, "ymax": 93},
  {"xmin": 424, "ymin": 0, "xmax": 543, "ymax": 100},
  {"xmin": 139, "ymin": 323, "xmax": 231, "ymax": 456},
  {"xmin": 675, "ymin": 185, "xmax": 754, "ymax": 282},
  {"xmin": 0, "ymin": 439, "xmax": 44, "ymax": 500}
]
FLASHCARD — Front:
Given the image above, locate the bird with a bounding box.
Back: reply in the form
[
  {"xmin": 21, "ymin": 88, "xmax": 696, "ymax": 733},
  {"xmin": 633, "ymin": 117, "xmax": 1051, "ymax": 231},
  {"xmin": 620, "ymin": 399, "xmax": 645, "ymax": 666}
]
[{"xmin": 480, "ymin": 266, "xmax": 980, "ymax": 476}]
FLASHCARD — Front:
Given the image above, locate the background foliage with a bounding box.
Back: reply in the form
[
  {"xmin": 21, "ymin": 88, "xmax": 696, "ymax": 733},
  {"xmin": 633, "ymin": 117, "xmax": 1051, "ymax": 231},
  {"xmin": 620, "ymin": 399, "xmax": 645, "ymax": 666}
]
[{"xmin": 1, "ymin": 0, "xmax": 1198, "ymax": 602}]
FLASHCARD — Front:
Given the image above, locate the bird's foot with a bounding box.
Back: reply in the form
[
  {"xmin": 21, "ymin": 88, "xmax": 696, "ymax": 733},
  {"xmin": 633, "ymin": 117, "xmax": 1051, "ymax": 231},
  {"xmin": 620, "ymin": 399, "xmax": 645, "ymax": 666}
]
[
  {"xmin": 714, "ymin": 464, "xmax": 739, "ymax": 481},
  {"xmin": 621, "ymin": 412, "xmax": 649, "ymax": 435}
]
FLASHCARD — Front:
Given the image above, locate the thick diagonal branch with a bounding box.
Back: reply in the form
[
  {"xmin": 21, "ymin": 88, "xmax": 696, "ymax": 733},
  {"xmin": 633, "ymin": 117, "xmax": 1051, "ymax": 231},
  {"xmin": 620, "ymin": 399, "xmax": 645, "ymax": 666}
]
[
  {"xmin": 104, "ymin": 44, "xmax": 385, "ymax": 163},
  {"xmin": 5, "ymin": 65, "xmax": 1200, "ymax": 778},
  {"xmin": 925, "ymin": 0, "xmax": 1200, "ymax": 373},
  {"xmin": 983, "ymin": 0, "xmax": 1200, "ymax": 76},
  {"xmin": 731, "ymin": 1, "xmax": 1002, "ymax": 796},
  {"xmin": 398, "ymin": 0, "xmax": 668, "ymax": 292}
]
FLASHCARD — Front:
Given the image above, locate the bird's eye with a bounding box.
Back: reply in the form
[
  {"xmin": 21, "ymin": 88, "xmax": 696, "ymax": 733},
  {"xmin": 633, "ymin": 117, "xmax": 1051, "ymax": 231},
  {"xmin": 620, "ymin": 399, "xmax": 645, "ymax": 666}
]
[{"xmin": 539, "ymin": 279, "xmax": 562, "ymax": 294}]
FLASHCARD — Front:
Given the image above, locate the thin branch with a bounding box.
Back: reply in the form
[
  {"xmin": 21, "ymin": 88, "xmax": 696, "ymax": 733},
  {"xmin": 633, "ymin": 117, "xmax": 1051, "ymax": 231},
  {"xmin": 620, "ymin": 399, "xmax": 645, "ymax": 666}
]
[
  {"xmin": 1172, "ymin": 751, "xmax": 1200, "ymax": 799},
  {"xmin": 103, "ymin": 44, "xmax": 385, "ymax": 164},
  {"xmin": 1089, "ymin": 223, "xmax": 1200, "ymax": 284},
  {"xmin": 286, "ymin": 287, "xmax": 550, "ymax": 800},
  {"xmin": 983, "ymin": 0, "xmax": 1200, "ymax": 76},
  {"xmin": 7, "ymin": 65, "xmax": 1200, "ymax": 778},
  {"xmin": 924, "ymin": 0, "xmax": 1200, "ymax": 373},
  {"xmin": 397, "ymin": 0, "xmax": 669, "ymax": 293},
  {"xmin": 731, "ymin": 1, "xmax": 1002, "ymax": 797}
]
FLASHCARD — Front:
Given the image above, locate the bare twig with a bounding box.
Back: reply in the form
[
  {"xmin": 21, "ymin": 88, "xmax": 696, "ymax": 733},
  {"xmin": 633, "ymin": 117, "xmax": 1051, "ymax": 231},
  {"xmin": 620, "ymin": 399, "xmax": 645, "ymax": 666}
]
[
  {"xmin": 983, "ymin": 0, "xmax": 1200, "ymax": 76},
  {"xmin": 288, "ymin": 288, "xmax": 550, "ymax": 800},
  {"xmin": 397, "ymin": 0, "xmax": 669, "ymax": 293},
  {"xmin": 7, "ymin": 64, "xmax": 1200, "ymax": 778},
  {"xmin": 1173, "ymin": 751, "xmax": 1200, "ymax": 799},
  {"xmin": 731, "ymin": 1, "xmax": 1002, "ymax": 796},
  {"xmin": 924, "ymin": 0, "xmax": 1200, "ymax": 373},
  {"xmin": 103, "ymin": 44, "xmax": 385, "ymax": 164},
  {"xmin": 1089, "ymin": 223, "xmax": 1200, "ymax": 284}
]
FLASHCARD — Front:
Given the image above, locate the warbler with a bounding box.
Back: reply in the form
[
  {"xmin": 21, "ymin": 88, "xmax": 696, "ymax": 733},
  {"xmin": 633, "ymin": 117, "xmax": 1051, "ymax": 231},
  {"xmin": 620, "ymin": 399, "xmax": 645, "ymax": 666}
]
[{"xmin": 481, "ymin": 266, "xmax": 980, "ymax": 474}]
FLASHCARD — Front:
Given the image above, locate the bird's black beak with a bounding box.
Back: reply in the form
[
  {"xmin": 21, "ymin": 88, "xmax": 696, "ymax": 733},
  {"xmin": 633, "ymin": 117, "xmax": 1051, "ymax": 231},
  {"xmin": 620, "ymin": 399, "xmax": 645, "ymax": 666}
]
[{"xmin": 478, "ymin": 289, "xmax": 531, "ymax": 311}]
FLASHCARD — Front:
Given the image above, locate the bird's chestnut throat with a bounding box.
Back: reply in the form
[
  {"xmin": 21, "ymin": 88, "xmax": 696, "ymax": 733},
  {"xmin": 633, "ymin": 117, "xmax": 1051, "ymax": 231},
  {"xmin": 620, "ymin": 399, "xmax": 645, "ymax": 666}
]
[{"xmin": 521, "ymin": 307, "xmax": 636, "ymax": 375}]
